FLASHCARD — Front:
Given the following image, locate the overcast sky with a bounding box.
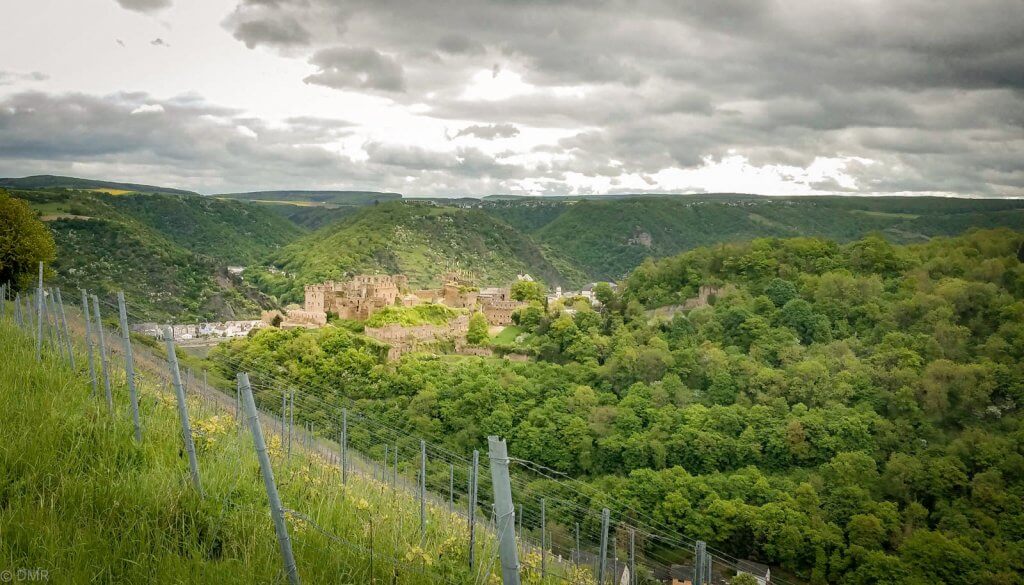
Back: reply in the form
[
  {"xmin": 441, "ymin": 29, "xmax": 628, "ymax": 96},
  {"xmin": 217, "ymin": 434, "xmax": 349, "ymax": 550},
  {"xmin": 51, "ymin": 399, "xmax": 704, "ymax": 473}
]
[{"xmin": 0, "ymin": 0, "xmax": 1021, "ymax": 197}]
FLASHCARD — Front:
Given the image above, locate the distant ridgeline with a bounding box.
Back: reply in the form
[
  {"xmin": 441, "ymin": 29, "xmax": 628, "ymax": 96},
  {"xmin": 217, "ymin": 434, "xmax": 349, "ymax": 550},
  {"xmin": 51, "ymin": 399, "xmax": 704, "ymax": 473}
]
[
  {"xmin": 252, "ymin": 193, "xmax": 1024, "ymax": 304},
  {"xmin": 215, "ymin": 189, "xmax": 403, "ymax": 205},
  {"xmin": 8, "ymin": 173, "xmax": 1024, "ymax": 326},
  {"xmin": 213, "ymin": 190, "xmax": 405, "ymax": 230},
  {"xmin": 0, "ymin": 174, "xmax": 200, "ymax": 196}
]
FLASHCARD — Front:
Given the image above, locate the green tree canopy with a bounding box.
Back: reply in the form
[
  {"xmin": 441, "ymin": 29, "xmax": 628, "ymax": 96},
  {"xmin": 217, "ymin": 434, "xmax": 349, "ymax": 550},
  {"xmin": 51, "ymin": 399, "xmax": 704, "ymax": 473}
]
[
  {"xmin": 731, "ymin": 574, "xmax": 759, "ymax": 585},
  {"xmin": 510, "ymin": 279, "xmax": 546, "ymax": 302},
  {"xmin": 0, "ymin": 191, "xmax": 56, "ymax": 289},
  {"xmin": 466, "ymin": 311, "xmax": 489, "ymax": 345}
]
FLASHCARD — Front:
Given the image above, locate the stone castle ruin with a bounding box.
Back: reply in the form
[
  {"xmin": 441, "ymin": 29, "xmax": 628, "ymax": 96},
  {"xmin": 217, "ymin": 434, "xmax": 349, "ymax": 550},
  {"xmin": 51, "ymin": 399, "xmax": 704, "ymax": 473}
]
[
  {"xmin": 407, "ymin": 271, "xmax": 478, "ymax": 309},
  {"xmin": 365, "ymin": 314, "xmax": 471, "ymax": 360},
  {"xmin": 263, "ymin": 271, "xmax": 528, "ymax": 357},
  {"xmin": 308, "ymin": 274, "xmax": 409, "ymax": 320}
]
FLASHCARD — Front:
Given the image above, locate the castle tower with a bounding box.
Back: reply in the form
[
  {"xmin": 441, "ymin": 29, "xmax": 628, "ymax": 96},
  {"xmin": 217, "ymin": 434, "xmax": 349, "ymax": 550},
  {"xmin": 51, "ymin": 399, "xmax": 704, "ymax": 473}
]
[{"xmin": 304, "ymin": 284, "xmax": 326, "ymax": 313}]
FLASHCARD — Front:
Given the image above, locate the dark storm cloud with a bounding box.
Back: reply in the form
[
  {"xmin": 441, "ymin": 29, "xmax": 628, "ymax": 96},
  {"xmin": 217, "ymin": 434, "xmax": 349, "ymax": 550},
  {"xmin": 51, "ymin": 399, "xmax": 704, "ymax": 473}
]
[
  {"xmin": 115, "ymin": 0, "xmax": 171, "ymax": 14},
  {"xmin": 225, "ymin": 0, "xmax": 1024, "ymax": 100},
  {"xmin": 304, "ymin": 47, "xmax": 406, "ymax": 92},
  {"xmin": 231, "ymin": 15, "xmax": 311, "ymax": 49},
  {"xmin": 453, "ymin": 124, "xmax": 519, "ymax": 140}
]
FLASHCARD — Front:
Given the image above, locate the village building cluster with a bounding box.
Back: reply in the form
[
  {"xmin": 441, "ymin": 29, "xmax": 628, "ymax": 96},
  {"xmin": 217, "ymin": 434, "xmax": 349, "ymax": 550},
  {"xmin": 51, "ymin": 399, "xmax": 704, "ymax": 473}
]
[
  {"xmin": 132, "ymin": 319, "xmax": 266, "ymax": 342},
  {"xmin": 545, "ymin": 282, "xmax": 619, "ymax": 307}
]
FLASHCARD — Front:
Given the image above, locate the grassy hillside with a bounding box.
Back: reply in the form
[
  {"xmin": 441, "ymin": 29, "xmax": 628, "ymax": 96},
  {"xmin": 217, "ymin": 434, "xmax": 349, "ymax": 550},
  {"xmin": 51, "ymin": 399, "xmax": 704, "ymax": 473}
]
[
  {"xmin": 0, "ymin": 320, "xmax": 503, "ymax": 584},
  {"xmin": 0, "ymin": 174, "xmax": 199, "ymax": 196},
  {"xmin": 527, "ymin": 196, "xmax": 1024, "ymax": 280},
  {"xmin": 264, "ymin": 201, "xmax": 587, "ymax": 302},
  {"xmin": 9, "ymin": 188, "xmax": 303, "ymax": 320}
]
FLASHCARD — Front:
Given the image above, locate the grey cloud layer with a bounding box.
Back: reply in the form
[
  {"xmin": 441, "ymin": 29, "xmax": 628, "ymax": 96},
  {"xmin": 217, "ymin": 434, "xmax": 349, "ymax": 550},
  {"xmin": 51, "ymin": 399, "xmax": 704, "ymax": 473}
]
[
  {"xmin": 3, "ymin": 1, "xmax": 1022, "ymax": 196},
  {"xmin": 0, "ymin": 91, "xmax": 534, "ymax": 194},
  {"xmin": 217, "ymin": 0, "xmax": 1024, "ymax": 196}
]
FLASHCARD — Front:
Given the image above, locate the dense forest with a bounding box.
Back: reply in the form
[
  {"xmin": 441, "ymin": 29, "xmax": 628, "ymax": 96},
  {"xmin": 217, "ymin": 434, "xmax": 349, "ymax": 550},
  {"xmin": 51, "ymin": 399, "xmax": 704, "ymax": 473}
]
[{"xmin": 210, "ymin": 228, "xmax": 1024, "ymax": 584}]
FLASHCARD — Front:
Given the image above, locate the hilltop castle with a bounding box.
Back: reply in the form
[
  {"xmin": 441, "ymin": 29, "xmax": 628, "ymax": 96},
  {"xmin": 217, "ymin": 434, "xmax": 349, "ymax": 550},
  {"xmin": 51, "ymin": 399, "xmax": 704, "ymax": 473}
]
[
  {"xmin": 307, "ymin": 274, "xmax": 409, "ymax": 320},
  {"xmin": 265, "ymin": 271, "xmax": 526, "ymax": 330}
]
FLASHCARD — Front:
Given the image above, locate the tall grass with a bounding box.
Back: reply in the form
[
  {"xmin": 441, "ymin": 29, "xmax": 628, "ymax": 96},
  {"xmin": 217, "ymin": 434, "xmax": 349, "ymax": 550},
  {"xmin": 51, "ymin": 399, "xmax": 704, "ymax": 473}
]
[{"xmin": 0, "ymin": 320, "xmax": 521, "ymax": 584}]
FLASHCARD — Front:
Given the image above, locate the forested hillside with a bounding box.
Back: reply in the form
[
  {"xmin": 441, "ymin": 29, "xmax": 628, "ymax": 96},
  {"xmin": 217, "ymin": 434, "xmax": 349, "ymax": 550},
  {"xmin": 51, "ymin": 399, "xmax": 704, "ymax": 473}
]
[
  {"xmin": 9, "ymin": 188, "xmax": 303, "ymax": 320},
  {"xmin": 210, "ymin": 228, "xmax": 1024, "ymax": 584},
  {"xmin": 248, "ymin": 202, "xmax": 361, "ymax": 230},
  {"xmin": 13, "ymin": 174, "xmax": 1024, "ymax": 330},
  {"xmin": 471, "ymin": 199, "xmax": 570, "ymax": 233},
  {"xmin": 243, "ymin": 194, "xmax": 1024, "ymax": 289},
  {"xmin": 259, "ymin": 201, "xmax": 586, "ymax": 303},
  {"xmin": 216, "ymin": 190, "xmax": 404, "ymax": 230},
  {"xmin": 482, "ymin": 196, "xmax": 1024, "ymax": 281},
  {"xmin": 104, "ymin": 193, "xmax": 304, "ymax": 264}
]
